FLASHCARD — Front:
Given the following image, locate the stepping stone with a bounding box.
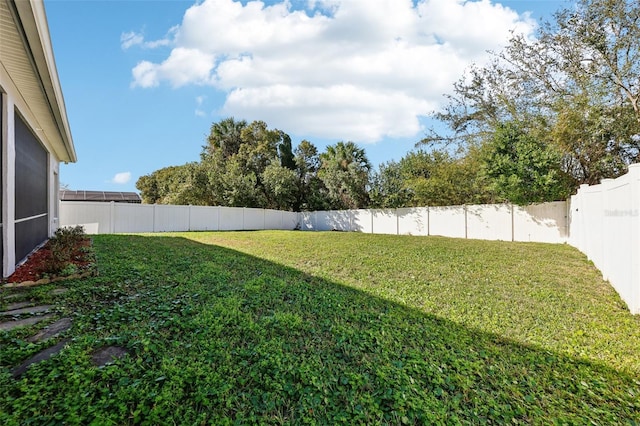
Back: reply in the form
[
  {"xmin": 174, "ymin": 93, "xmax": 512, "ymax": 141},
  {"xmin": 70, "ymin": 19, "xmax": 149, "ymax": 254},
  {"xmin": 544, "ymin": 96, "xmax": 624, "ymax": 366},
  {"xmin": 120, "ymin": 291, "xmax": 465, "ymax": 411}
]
[
  {"xmin": 27, "ymin": 318, "xmax": 72, "ymax": 343},
  {"xmin": 2, "ymin": 293, "xmax": 23, "ymax": 301},
  {"xmin": 51, "ymin": 288, "xmax": 68, "ymax": 295},
  {"xmin": 91, "ymin": 346, "xmax": 128, "ymax": 367},
  {"xmin": 0, "ymin": 305, "xmax": 54, "ymax": 316},
  {"xmin": 4, "ymin": 301, "xmax": 33, "ymax": 311},
  {"xmin": 11, "ymin": 339, "xmax": 69, "ymax": 378},
  {"xmin": 0, "ymin": 314, "xmax": 55, "ymax": 331}
]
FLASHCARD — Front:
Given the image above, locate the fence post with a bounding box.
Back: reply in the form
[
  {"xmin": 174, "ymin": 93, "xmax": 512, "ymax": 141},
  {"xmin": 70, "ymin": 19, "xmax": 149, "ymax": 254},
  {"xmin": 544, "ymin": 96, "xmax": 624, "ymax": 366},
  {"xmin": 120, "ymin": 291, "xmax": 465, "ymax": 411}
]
[
  {"xmin": 578, "ymin": 184, "xmax": 589, "ymax": 252},
  {"xmin": 396, "ymin": 208, "xmax": 399, "ymax": 235},
  {"xmin": 601, "ymin": 179, "xmax": 614, "ymax": 281},
  {"xmin": 464, "ymin": 205, "xmax": 468, "ymax": 239},
  {"xmin": 370, "ymin": 209, "xmax": 374, "ymax": 234},
  {"xmin": 109, "ymin": 201, "xmax": 115, "ymax": 234},
  {"xmin": 632, "ymin": 164, "xmax": 640, "ymax": 314},
  {"xmin": 511, "ymin": 204, "xmax": 515, "ymax": 242}
]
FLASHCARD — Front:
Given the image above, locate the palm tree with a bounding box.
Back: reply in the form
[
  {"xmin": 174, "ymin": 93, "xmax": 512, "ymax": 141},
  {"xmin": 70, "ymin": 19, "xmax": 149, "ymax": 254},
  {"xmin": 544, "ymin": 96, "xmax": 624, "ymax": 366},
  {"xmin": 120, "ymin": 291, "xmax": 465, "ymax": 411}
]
[
  {"xmin": 319, "ymin": 141, "xmax": 371, "ymax": 209},
  {"xmin": 206, "ymin": 117, "xmax": 247, "ymax": 159}
]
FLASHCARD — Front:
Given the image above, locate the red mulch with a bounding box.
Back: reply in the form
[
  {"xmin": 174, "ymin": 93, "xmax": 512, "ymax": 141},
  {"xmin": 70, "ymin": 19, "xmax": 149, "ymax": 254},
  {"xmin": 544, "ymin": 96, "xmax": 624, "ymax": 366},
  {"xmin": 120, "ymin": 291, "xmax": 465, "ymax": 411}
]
[{"xmin": 7, "ymin": 239, "xmax": 94, "ymax": 283}]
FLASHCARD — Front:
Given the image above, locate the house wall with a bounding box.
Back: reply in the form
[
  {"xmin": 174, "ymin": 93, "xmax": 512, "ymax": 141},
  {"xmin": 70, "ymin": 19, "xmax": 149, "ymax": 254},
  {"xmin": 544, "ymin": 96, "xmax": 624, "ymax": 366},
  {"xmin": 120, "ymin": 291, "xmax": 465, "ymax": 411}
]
[
  {"xmin": 0, "ymin": 92, "xmax": 4, "ymax": 278},
  {"xmin": 0, "ymin": 0, "xmax": 71, "ymax": 277},
  {"xmin": 0, "ymin": 85, "xmax": 62, "ymax": 276}
]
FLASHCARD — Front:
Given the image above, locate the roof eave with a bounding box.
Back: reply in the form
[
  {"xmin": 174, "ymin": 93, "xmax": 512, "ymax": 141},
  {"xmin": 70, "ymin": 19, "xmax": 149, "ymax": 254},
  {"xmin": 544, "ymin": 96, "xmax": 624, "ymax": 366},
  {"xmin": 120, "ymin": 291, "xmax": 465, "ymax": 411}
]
[{"xmin": 12, "ymin": 0, "xmax": 76, "ymax": 163}]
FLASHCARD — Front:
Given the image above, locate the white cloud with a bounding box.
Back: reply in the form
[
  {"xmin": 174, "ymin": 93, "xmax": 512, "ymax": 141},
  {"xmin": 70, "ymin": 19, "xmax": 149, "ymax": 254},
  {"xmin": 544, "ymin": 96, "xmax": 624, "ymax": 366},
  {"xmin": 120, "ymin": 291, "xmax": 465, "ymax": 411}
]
[
  {"xmin": 121, "ymin": 31, "xmax": 144, "ymax": 50},
  {"xmin": 223, "ymin": 84, "xmax": 432, "ymax": 142},
  {"xmin": 130, "ymin": 0, "xmax": 536, "ymax": 142},
  {"xmin": 132, "ymin": 48, "xmax": 216, "ymax": 88},
  {"xmin": 111, "ymin": 172, "xmax": 132, "ymax": 184},
  {"xmin": 121, "ymin": 27, "xmax": 176, "ymax": 50},
  {"xmin": 195, "ymin": 95, "xmax": 207, "ymax": 117}
]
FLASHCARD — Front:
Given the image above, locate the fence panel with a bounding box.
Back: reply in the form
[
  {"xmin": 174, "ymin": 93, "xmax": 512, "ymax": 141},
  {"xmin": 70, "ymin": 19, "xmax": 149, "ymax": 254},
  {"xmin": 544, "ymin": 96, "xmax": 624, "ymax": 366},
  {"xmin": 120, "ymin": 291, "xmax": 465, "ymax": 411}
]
[
  {"xmin": 282, "ymin": 211, "xmax": 300, "ymax": 230},
  {"xmin": 582, "ymin": 185, "xmax": 606, "ymax": 272},
  {"xmin": 189, "ymin": 206, "xmax": 219, "ymax": 231},
  {"xmin": 316, "ymin": 210, "xmax": 352, "ymax": 231},
  {"xmin": 264, "ymin": 210, "xmax": 282, "ymax": 230},
  {"xmin": 154, "ymin": 205, "xmax": 190, "ymax": 232},
  {"xmin": 60, "ymin": 201, "xmax": 110, "ymax": 234},
  {"xmin": 397, "ymin": 207, "xmax": 428, "ymax": 236},
  {"xmin": 352, "ymin": 209, "xmax": 372, "ymax": 233},
  {"xmin": 603, "ymin": 178, "xmax": 634, "ymax": 304},
  {"xmin": 114, "ymin": 204, "xmax": 154, "ymax": 233},
  {"xmin": 299, "ymin": 212, "xmax": 314, "ymax": 231},
  {"xmin": 218, "ymin": 207, "xmax": 244, "ymax": 231},
  {"xmin": 429, "ymin": 206, "xmax": 466, "ymax": 238},
  {"xmin": 371, "ymin": 209, "xmax": 398, "ymax": 235},
  {"xmin": 514, "ymin": 201, "xmax": 567, "ymax": 243},
  {"xmin": 312, "ymin": 211, "xmax": 333, "ymax": 231},
  {"xmin": 243, "ymin": 208, "xmax": 265, "ymax": 230},
  {"xmin": 466, "ymin": 204, "xmax": 512, "ymax": 241},
  {"xmin": 568, "ymin": 164, "xmax": 640, "ymax": 314}
]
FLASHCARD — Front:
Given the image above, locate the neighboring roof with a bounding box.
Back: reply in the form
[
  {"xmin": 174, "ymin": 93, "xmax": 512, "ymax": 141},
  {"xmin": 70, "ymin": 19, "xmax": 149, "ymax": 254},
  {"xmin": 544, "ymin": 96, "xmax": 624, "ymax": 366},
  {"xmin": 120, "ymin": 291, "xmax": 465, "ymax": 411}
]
[
  {"xmin": 60, "ymin": 190, "xmax": 142, "ymax": 203},
  {"xmin": 0, "ymin": 0, "xmax": 76, "ymax": 163}
]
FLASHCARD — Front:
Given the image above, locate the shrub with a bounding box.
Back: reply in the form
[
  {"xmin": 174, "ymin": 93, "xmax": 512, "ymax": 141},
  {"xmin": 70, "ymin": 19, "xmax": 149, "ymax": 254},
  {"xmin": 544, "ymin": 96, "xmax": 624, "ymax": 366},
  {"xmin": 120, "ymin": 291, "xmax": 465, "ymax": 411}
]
[{"xmin": 45, "ymin": 226, "xmax": 88, "ymax": 275}]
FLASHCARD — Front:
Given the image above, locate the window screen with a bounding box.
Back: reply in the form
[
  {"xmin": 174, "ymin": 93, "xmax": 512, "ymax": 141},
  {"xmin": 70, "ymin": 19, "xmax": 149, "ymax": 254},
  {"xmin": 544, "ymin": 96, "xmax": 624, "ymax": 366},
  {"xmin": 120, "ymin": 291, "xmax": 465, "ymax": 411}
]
[{"xmin": 14, "ymin": 112, "xmax": 48, "ymax": 262}]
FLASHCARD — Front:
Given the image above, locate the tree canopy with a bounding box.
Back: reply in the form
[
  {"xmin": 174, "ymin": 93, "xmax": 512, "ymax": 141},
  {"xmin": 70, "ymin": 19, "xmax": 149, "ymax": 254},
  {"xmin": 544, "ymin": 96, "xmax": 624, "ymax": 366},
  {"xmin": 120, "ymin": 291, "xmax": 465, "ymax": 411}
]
[{"xmin": 423, "ymin": 0, "xmax": 640, "ymax": 194}]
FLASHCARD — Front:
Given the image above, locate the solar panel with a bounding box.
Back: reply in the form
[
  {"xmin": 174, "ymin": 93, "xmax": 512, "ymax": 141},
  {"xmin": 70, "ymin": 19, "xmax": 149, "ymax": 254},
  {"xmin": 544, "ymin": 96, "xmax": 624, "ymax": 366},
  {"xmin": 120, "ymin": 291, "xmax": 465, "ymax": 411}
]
[{"xmin": 60, "ymin": 190, "xmax": 142, "ymax": 203}]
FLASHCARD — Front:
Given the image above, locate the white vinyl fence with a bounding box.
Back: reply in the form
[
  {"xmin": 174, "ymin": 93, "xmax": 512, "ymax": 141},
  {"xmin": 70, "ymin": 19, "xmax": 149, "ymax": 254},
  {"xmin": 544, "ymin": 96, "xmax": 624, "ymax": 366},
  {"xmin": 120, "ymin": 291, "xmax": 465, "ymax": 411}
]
[
  {"xmin": 60, "ymin": 202, "xmax": 299, "ymax": 234},
  {"xmin": 569, "ymin": 163, "xmax": 640, "ymax": 314},
  {"xmin": 61, "ymin": 201, "xmax": 568, "ymax": 243},
  {"xmin": 60, "ymin": 169, "xmax": 640, "ymax": 314},
  {"xmin": 300, "ymin": 202, "xmax": 569, "ymax": 243}
]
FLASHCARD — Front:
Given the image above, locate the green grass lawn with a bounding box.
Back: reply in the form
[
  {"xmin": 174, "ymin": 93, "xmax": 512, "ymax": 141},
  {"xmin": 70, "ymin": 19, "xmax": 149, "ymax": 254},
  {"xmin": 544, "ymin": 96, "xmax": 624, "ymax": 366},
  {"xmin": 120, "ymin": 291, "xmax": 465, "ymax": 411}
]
[{"xmin": 1, "ymin": 231, "xmax": 639, "ymax": 424}]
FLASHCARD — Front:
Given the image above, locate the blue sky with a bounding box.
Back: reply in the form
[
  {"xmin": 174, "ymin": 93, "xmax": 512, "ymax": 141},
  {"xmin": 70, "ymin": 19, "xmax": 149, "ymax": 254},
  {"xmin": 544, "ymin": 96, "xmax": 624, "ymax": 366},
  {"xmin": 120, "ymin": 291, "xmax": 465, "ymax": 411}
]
[{"xmin": 45, "ymin": 0, "xmax": 568, "ymax": 194}]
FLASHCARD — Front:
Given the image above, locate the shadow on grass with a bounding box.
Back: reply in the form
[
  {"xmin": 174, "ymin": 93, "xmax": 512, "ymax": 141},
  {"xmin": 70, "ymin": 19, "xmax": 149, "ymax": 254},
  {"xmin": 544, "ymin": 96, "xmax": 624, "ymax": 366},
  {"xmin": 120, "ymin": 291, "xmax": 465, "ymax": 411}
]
[{"xmin": 2, "ymin": 234, "xmax": 639, "ymax": 425}]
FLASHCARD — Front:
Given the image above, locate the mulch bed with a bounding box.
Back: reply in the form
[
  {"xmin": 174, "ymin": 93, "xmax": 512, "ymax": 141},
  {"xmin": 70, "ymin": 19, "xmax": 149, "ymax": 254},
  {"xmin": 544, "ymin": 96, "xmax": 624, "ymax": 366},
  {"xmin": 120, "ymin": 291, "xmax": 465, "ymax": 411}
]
[{"xmin": 4, "ymin": 238, "xmax": 96, "ymax": 286}]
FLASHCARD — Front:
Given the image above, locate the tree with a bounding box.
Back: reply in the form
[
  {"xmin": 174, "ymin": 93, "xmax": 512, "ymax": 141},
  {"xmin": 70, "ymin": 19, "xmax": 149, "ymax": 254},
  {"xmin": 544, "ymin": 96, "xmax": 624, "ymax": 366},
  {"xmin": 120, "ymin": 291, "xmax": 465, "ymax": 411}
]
[
  {"xmin": 136, "ymin": 163, "xmax": 211, "ymax": 205},
  {"xmin": 400, "ymin": 149, "xmax": 492, "ymax": 206},
  {"xmin": 551, "ymin": 94, "xmax": 637, "ymax": 185},
  {"xmin": 293, "ymin": 140, "xmax": 330, "ymax": 211},
  {"xmin": 480, "ymin": 122, "xmax": 572, "ymax": 204},
  {"xmin": 369, "ymin": 161, "xmax": 414, "ymax": 208},
  {"xmin": 318, "ymin": 141, "xmax": 371, "ymax": 209},
  {"xmin": 205, "ymin": 117, "xmax": 247, "ymax": 159},
  {"xmin": 221, "ymin": 158, "xmax": 264, "ymax": 207},
  {"xmin": 278, "ymin": 131, "xmax": 296, "ymax": 170},
  {"xmin": 201, "ymin": 118, "xmax": 300, "ymax": 209},
  {"xmin": 262, "ymin": 163, "xmax": 298, "ymax": 210},
  {"xmin": 136, "ymin": 174, "xmax": 159, "ymax": 204},
  {"xmin": 424, "ymin": 0, "xmax": 640, "ymax": 188}
]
